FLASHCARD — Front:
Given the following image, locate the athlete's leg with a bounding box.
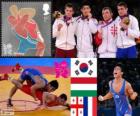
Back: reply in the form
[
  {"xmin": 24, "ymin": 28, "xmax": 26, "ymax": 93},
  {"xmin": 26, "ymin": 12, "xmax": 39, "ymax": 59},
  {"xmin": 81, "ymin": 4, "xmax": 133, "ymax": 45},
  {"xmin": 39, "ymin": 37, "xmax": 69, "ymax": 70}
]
[
  {"xmin": 66, "ymin": 48, "xmax": 76, "ymax": 58},
  {"xmin": 116, "ymin": 48, "xmax": 126, "ymax": 58},
  {"xmin": 15, "ymin": 34, "xmax": 28, "ymax": 55},
  {"xmin": 12, "ymin": 63, "xmax": 24, "ymax": 73},
  {"xmin": 124, "ymin": 114, "xmax": 132, "ymax": 116},
  {"xmin": 116, "ymin": 112, "xmax": 122, "ymax": 116},
  {"xmin": 0, "ymin": 73, "xmax": 23, "ymax": 100},
  {"xmin": 127, "ymin": 46, "xmax": 137, "ymax": 58},
  {"xmin": 15, "ymin": 34, "xmax": 37, "ymax": 55},
  {"xmin": 0, "ymin": 74, "xmax": 9, "ymax": 81},
  {"xmin": 20, "ymin": 85, "xmax": 43, "ymax": 104},
  {"xmin": 10, "ymin": 78, "xmax": 24, "ymax": 88},
  {"xmin": 100, "ymin": 52, "xmax": 116, "ymax": 58},
  {"xmin": 7, "ymin": 78, "xmax": 24, "ymax": 107},
  {"xmin": 124, "ymin": 105, "xmax": 132, "ymax": 116},
  {"xmin": 7, "ymin": 69, "xmax": 26, "ymax": 106},
  {"xmin": 55, "ymin": 47, "xmax": 66, "ymax": 58}
]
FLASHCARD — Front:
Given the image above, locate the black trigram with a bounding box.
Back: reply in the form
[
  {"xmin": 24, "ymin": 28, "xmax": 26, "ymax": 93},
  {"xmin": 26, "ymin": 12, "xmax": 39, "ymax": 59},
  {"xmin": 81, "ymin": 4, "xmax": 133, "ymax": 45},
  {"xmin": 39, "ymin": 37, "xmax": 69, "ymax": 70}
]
[
  {"xmin": 75, "ymin": 60, "xmax": 80, "ymax": 65},
  {"xmin": 88, "ymin": 60, "xmax": 93, "ymax": 66},
  {"xmin": 88, "ymin": 70, "xmax": 93, "ymax": 75},
  {"xmin": 75, "ymin": 70, "xmax": 80, "ymax": 76}
]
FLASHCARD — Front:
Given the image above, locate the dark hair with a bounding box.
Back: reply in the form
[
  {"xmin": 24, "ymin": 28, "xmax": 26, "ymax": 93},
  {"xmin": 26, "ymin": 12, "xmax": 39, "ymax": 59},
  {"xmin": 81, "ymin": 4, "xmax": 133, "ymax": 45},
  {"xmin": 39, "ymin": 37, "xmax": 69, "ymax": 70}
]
[
  {"xmin": 65, "ymin": 3, "xmax": 74, "ymax": 10},
  {"xmin": 49, "ymin": 80, "xmax": 59, "ymax": 90},
  {"xmin": 81, "ymin": 1, "xmax": 91, "ymax": 8},
  {"xmin": 102, "ymin": 7, "xmax": 113, "ymax": 13},
  {"xmin": 60, "ymin": 94, "xmax": 67, "ymax": 101},
  {"xmin": 114, "ymin": 63, "xmax": 123, "ymax": 72},
  {"xmin": 117, "ymin": 2, "xmax": 128, "ymax": 8}
]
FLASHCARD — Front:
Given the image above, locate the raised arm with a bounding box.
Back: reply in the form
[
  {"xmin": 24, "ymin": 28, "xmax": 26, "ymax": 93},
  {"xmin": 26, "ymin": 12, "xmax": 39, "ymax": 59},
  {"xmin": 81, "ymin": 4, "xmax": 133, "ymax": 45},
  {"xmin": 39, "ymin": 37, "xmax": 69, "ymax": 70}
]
[
  {"xmin": 87, "ymin": 13, "xmax": 98, "ymax": 34},
  {"xmin": 126, "ymin": 82, "xmax": 137, "ymax": 100},
  {"xmin": 98, "ymin": 81, "xmax": 113, "ymax": 101},
  {"xmin": 53, "ymin": 19, "xmax": 62, "ymax": 38}
]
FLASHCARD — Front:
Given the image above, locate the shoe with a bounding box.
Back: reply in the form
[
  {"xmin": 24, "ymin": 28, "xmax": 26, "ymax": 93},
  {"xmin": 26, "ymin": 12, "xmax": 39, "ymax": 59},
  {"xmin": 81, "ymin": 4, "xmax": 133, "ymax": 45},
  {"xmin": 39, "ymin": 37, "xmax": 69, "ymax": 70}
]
[
  {"xmin": 0, "ymin": 74, "xmax": 9, "ymax": 80},
  {"xmin": 12, "ymin": 63, "xmax": 22, "ymax": 72},
  {"xmin": 7, "ymin": 99, "xmax": 13, "ymax": 107}
]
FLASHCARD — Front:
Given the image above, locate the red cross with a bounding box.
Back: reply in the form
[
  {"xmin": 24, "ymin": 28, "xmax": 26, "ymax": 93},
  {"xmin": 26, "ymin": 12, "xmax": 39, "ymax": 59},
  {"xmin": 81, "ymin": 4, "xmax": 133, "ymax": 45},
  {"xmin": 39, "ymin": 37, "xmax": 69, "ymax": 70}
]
[
  {"xmin": 71, "ymin": 97, "xmax": 84, "ymax": 116},
  {"xmin": 110, "ymin": 25, "xmax": 117, "ymax": 37}
]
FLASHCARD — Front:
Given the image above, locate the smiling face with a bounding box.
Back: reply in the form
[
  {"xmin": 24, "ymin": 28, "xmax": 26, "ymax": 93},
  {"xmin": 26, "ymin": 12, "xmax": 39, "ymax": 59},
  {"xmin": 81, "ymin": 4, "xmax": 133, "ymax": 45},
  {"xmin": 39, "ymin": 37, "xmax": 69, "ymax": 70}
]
[{"xmin": 113, "ymin": 66, "xmax": 123, "ymax": 78}]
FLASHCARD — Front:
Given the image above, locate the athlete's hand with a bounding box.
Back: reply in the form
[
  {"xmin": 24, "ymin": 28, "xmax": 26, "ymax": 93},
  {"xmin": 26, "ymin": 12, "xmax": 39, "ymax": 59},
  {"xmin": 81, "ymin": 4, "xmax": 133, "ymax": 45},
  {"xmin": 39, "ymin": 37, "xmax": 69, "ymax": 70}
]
[
  {"xmin": 98, "ymin": 95, "xmax": 104, "ymax": 101},
  {"xmin": 64, "ymin": 103, "xmax": 70, "ymax": 110},
  {"xmin": 40, "ymin": 105, "xmax": 46, "ymax": 110},
  {"xmin": 120, "ymin": 21, "xmax": 128, "ymax": 30},
  {"xmin": 88, "ymin": 13, "xmax": 92, "ymax": 19},
  {"xmin": 57, "ymin": 24, "xmax": 63, "ymax": 31},
  {"xmin": 131, "ymin": 92, "xmax": 138, "ymax": 100}
]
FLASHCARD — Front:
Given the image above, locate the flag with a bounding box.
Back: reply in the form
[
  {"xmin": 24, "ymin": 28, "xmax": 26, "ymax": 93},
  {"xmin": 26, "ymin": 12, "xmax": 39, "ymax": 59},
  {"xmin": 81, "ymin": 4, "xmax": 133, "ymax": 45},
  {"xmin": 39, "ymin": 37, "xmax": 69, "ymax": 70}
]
[
  {"xmin": 71, "ymin": 97, "xmax": 97, "ymax": 116},
  {"xmin": 71, "ymin": 58, "xmax": 97, "ymax": 77},
  {"xmin": 71, "ymin": 77, "xmax": 97, "ymax": 96},
  {"xmin": 70, "ymin": 58, "xmax": 97, "ymax": 116},
  {"xmin": 71, "ymin": 58, "xmax": 97, "ymax": 96}
]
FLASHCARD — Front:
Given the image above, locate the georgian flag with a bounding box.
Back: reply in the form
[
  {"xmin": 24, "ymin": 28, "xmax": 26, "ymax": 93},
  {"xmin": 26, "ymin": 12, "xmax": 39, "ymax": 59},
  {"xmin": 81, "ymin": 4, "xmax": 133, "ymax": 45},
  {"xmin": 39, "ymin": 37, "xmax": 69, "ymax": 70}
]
[
  {"xmin": 70, "ymin": 58, "xmax": 97, "ymax": 116},
  {"xmin": 71, "ymin": 97, "xmax": 97, "ymax": 116},
  {"xmin": 70, "ymin": 58, "xmax": 97, "ymax": 77}
]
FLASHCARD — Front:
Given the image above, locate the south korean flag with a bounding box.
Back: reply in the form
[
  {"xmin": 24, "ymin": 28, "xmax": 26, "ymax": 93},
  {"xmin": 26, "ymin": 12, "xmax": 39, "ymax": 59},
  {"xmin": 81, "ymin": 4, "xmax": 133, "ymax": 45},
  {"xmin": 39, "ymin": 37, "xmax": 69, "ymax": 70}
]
[{"xmin": 71, "ymin": 58, "xmax": 97, "ymax": 77}]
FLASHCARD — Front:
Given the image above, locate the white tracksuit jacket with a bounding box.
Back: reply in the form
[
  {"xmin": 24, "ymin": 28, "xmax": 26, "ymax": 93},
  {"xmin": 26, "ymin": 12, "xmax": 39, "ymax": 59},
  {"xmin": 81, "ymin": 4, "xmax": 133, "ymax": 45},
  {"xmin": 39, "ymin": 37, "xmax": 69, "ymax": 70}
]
[
  {"xmin": 75, "ymin": 17, "xmax": 98, "ymax": 58},
  {"xmin": 53, "ymin": 17, "xmax": 76, "ymax": 50},
  {"xmin": 98, "ymin": 19, "xmax": 117, "ymax": 58},
  {"xmin": 115, "ymin": 15, "xmax": 139, "ymax": 48}
]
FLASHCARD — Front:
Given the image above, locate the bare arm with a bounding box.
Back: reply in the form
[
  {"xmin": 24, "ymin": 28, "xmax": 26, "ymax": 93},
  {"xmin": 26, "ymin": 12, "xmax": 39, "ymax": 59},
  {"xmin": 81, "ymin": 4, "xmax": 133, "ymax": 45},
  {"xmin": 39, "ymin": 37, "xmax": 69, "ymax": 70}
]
[
  {"xmin": 31, "ymin": 76, "xmax": 45, "ymax": 100},
  {"xmin": 40, "ymin": 92, "xmax": 55, "ymax": 109},
  {"xmin": 41, "ymin": 92, "xmax": 69, "ymax": 110},
  {"xmin": 43, "ymin": 92, "xmax": 54, "ymax": 105},
  {"xmin": 98, "ymin": 81, "xmax": 113, "ymax": 101},
  {"xmin": 126, "ymin": 82, "xmax": 137, "ymax": 100},
  {"xmin": 103, "ymin": 92, "xmax": 113, "ymax": 100},
  {"xmin": 98, "ymin": 92, "xmax": 113, "ymax": 101}
]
